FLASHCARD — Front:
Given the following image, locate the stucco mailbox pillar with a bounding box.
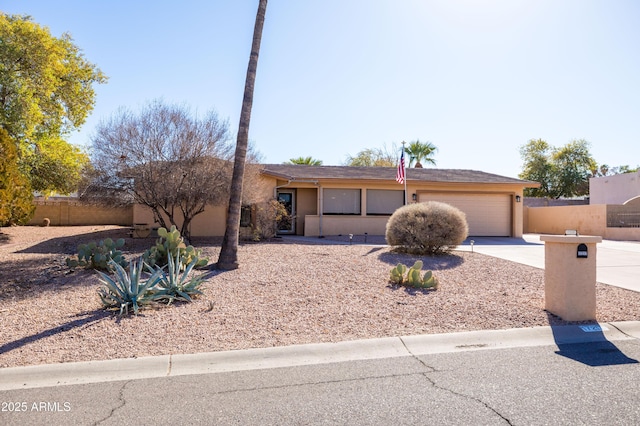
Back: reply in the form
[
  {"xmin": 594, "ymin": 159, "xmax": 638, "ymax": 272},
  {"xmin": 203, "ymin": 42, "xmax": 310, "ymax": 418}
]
[{"xmin": 539, "ymin": 235, "xmax": 602, "ymax": 321}]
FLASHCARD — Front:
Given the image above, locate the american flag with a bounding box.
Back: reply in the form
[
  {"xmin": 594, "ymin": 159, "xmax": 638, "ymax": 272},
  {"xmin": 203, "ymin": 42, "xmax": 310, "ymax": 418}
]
[{"xmin": 396, "ymin": 149, "xmax": 405, "ymax": 184}]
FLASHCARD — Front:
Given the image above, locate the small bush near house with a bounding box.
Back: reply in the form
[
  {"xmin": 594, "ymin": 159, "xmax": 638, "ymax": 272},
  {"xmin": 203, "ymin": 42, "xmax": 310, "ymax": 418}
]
[
  {"xmin": 245, "ymin": 199, "xmax": 290, "ymax": 241},
  {"xmin": 385, "ymin": 201, "xmax": 468, "ymax": 255}
]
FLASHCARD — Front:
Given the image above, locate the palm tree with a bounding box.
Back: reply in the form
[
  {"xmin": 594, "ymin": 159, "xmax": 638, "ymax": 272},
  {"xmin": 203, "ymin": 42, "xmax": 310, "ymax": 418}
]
[
  {"xmin": 217, "ymin": 0, "xmax": 268, "ymax": 270},
  {"xmin": 285, "ymin": 156, "xmax": 323, "ymax": 165},
  {"xmin": 404, "ymin": 140, "xmax": 437, "ymax": 168}
]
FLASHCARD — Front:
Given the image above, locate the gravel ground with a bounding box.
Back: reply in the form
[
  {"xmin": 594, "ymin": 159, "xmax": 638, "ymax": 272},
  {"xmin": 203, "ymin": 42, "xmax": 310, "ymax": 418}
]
[{"xmin": 2, "ymin": 225, "xmax": 640, "ymax": 369}]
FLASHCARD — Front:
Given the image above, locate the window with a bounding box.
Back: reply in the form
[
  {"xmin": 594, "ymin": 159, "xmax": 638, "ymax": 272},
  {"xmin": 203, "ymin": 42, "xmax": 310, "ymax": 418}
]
[
  {"xmin": 240, "ymin": 205, "xmax": 252, "ymax": 227},
  {"xmin": 323, "ymin": 189, "xmax": 361, "ymax": 215},
  {"xmin": 366, "ymin": 189, "xmax": 404, "ymax": 215}
]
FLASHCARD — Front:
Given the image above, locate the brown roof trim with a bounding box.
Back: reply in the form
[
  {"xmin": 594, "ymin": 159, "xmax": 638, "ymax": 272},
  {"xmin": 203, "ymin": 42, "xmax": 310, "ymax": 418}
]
[{"xmin": 260, "ymin": 164, "xmax": 539, "ymax": 186}]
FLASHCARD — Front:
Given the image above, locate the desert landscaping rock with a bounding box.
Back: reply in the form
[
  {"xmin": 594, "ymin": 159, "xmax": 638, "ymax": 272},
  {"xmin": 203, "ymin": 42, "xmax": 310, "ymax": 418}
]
[{"xmin": 1, "ymin": 225, "xmax": 640, "ymax": 368}]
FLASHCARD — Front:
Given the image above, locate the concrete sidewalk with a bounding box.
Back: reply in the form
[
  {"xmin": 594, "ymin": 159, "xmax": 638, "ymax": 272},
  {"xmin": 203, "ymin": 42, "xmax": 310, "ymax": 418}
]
[{"xmin": 457, "ymin": 234, "xmax": 640, "ymax": 292}]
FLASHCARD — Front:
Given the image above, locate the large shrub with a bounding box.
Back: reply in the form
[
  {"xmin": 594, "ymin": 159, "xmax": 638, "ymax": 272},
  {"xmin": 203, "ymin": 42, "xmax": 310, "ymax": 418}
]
[
  {"xmin": 385, "ymin": 201, "xmax": 468, "ymax": 255},
  {"xmin": 0, "ymin": 128, "xmax": 35, "ymax": 226}
]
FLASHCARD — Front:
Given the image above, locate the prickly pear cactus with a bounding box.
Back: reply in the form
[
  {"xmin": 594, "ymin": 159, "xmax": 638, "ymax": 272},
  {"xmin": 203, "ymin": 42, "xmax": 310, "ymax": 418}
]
[
  {"xmin": 405, "ymin": 261, "xmax": 423, "ymax": 285},
  {"xmin": 388, "ymin": 260, "xmax": 438, "ymax": 290},
  {"xmin": 66, "ymin": 238, "xmax": 127, "ymax": 271},
  {"xmin": 143, "ymin": 226, "xmax": 208, "ymax": 269},
  {"xmin": 419, "ymin": 270, "xmax": 438, "ymax": 289},
  {"xmin": 389, "ymin": 263, "xmax": 407, "ymax": 284}
]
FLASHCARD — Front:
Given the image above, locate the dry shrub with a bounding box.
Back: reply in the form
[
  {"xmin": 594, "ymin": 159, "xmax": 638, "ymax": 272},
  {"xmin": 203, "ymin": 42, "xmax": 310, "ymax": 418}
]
[
  {"xmin": 385, "ymin": 201, "xmax": 468, "ymax": 255},
  {"xmin": 245, "ymin": 199, "xmax": 289, "ymax": 241}
]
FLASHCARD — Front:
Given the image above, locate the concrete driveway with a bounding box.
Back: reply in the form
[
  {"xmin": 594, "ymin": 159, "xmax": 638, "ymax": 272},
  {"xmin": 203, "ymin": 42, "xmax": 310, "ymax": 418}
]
[{"xmin": 457, "ymin": 234, "xmax": 640, "ymax": 293}]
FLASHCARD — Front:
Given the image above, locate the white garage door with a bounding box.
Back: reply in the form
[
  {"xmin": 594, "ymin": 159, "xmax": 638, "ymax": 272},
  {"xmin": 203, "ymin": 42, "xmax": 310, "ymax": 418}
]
[{"xmin": 418, "ymin": 193, "xmax": 512, "ymax": 237}]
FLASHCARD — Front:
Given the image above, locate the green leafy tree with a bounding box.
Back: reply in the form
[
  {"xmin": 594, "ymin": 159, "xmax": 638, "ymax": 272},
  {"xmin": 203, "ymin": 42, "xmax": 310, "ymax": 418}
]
[
  {"xmin": 552, "ymin": 140, "xmax": 597, "ymax": 197},
  {"xmin": 591, "ymin": 164, "xmax": 639, "ymax": 177},
  {"xmin": 218, "ymin": 0, "xmax": 268, "ymax": 270},
  {"xmin": 345, "ymin": 143, "xmax": 398, "ymax": 167},
  {"xmin": 519, "ymin": 139, "xmax": 555, "ymax": 197},
  {"xmin": 285, "ymin": 156, "xmax": 323, "ymax": 165},
  {"xmin": 0, "ymin": 14, "xmax": 106, "ymax": 195},
  {"xmin": 612, "ymin": 165, "xmax": 640, "ymax": 174},
  {"xmin": 404, "ymin": 139, "xmax": 437, "ymax": 168},
  {"xmin": 519, "ymin": 138, "xmax": 596, "ymax": 198},
  {"xmin": 0, "ymin": 128, "xmax": 35, "ymax": 226}
]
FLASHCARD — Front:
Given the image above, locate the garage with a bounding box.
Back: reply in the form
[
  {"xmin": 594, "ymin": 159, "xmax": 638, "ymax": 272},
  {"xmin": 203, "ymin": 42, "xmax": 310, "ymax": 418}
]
[{"xmin": 418, "ymin": 193, "xmax": 512, "ymax": 236}]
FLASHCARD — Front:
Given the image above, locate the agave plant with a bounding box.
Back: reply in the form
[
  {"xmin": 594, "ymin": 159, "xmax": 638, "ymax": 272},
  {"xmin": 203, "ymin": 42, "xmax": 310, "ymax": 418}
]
[
  {"xmin": 97, "ymin": 259, "xmax": 164, "ymax": 315},
  {"xmin": 149, "ymin": 252, "xmax": 208, "ymax": 304}
]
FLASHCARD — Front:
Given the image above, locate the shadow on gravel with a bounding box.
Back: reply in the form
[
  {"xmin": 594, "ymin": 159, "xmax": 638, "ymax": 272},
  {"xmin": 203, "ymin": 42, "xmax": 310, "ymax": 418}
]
[
  {"xmin": 0, "ymin": 232, "xmax": 11, "ymax": 244},
  {"xmin": 15, "ymin": 228, "xmax": 135, "ymax": 255},
  {"xmin": 0, "ymin": 263, "xmax": 98, "ymax": 302},
  {"xmin": 0, "ymin": 227, "xmax": 224, "ymax": 302},
  {"xmin": 547, "ymin": 313, "xmax": 638, "ymax": 366},
  {"xmin": 0, "ymin": 310, "xmax": 111, "ymax": 357},
  {"xmin": 377, "ymin": 251, "xmax": 465, "ymax": 270},
  {"xmin": 387, "ymin": 284, "xmax": 438, "ymax": 296}
]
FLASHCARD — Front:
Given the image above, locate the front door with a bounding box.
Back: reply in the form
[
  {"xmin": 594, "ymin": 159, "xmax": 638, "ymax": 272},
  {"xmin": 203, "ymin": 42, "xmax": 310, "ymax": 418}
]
[{"xmin": 277, "ymin": 190, "xmax": 296, "ymax": 234}]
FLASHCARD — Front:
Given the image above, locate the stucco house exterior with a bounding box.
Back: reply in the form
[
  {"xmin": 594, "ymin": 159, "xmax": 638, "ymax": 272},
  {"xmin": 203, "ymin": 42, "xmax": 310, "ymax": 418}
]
[
  {"xmin": 133, "ymin": 164, "xmax": 539, "ymax": 238},
  {"xmin": 589, "ymin": 171, "xmax": 640, "ymax": 205}
]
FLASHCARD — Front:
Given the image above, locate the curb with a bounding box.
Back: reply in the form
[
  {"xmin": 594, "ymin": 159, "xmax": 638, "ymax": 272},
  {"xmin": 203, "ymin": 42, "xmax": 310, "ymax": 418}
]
[{"xmin": 2, "ymin": 321, "xmax": 639, "ymax": 391}]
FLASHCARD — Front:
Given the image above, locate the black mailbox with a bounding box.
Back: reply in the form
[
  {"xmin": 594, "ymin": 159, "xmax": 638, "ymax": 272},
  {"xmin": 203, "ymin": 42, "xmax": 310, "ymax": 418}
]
[{"xmin": 577, "ymin": 243, "xmax": 588, "ymax": 258}]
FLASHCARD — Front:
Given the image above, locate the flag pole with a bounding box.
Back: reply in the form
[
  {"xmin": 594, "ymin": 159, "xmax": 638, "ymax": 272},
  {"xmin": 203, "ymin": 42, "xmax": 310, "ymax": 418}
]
[{"xmin": 402, "ymin": 141, "xmax": 407, "ymax": 205}]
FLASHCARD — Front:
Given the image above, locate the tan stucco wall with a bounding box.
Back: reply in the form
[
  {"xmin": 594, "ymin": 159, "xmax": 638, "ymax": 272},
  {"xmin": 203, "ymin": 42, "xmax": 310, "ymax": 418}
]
[
  {"xmin": 295, "ymin": 188, "xmax": 318, "ymax": 236},
  {"xmin": 29, "ymin": 199, "xmax": 133, "ymax": 226},
  {"xmin": 590, "ymin": 172, "xmax": 640, "ymax": 205},
  {"xmin": 525, "ymin": 205, "xmax": 640, "ymax": 241},
  {"xmin": 297, "ymin": 180, "xmax": 526, "ymax": 237},
  {"xmin": 134, "ymin": 203, "xmax": 229, "ymax": 237},
  {"xmin": 526, "ymin": 205, "xmax": 607, "ymax": 236},
  {"xmin": 541, "ymin": 235, "xmax": 601, "ymax": 321},
  {"xmin": 603, "ymin": 227, "xmax": 640, "ymax": 240},
  {"xmin": 131, "ymin": 174, "xmax": 276, "ymax": 237},
  {"xmin": 304, "ymin": 215, "xmax": 390, "ymax": 237}
]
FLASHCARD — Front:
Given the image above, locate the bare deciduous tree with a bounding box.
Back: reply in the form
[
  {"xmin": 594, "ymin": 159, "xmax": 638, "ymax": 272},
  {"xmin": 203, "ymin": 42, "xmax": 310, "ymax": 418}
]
[{"xmin": 82, "ymin": 100, "xmax": 234, "ymax": 242}]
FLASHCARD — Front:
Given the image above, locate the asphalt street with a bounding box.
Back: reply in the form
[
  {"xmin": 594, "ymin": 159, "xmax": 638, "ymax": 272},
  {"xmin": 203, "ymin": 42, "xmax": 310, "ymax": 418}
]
[{"xmin": 2, "ymin": 323, "xmax": 640, "ymax": 425}]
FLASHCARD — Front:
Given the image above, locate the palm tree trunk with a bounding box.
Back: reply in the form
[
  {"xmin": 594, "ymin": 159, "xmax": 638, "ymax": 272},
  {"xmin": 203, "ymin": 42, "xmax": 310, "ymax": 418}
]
[{"xmin": 217, "ymin": 0, "xmax": 268, "ymax": 270}]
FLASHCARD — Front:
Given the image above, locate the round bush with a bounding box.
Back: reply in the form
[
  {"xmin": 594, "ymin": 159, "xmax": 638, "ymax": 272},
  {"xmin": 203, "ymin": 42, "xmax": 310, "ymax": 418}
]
[{"xmin": 385, "ymin": 201, "xmax": 469, "ymax": 255}]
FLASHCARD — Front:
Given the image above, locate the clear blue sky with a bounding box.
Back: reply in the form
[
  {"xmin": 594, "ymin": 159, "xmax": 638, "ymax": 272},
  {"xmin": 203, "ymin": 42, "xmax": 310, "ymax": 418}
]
[{"xmin": 4, "ymin": 0, "xmax": 640, "ymax": 178}]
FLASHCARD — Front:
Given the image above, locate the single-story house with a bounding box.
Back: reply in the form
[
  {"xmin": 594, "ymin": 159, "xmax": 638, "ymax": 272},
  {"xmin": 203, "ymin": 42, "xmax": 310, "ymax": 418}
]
[{"xmin": 133, "ymin": 164, "xmax": 539, "ymax": 238}]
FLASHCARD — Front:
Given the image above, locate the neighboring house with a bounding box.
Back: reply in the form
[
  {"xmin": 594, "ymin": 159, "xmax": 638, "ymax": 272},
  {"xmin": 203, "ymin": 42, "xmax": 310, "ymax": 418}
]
[
  {"xmin": 590, "ymin": 172, "xmax": 640, "ymax": 205},
  {"xmin": 132, "ymin": 164, "xmax": 538, "ymax": 238},
  {"xmin": 526, "ymin": 172, "xmax": 640, "ymax": 239}
]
